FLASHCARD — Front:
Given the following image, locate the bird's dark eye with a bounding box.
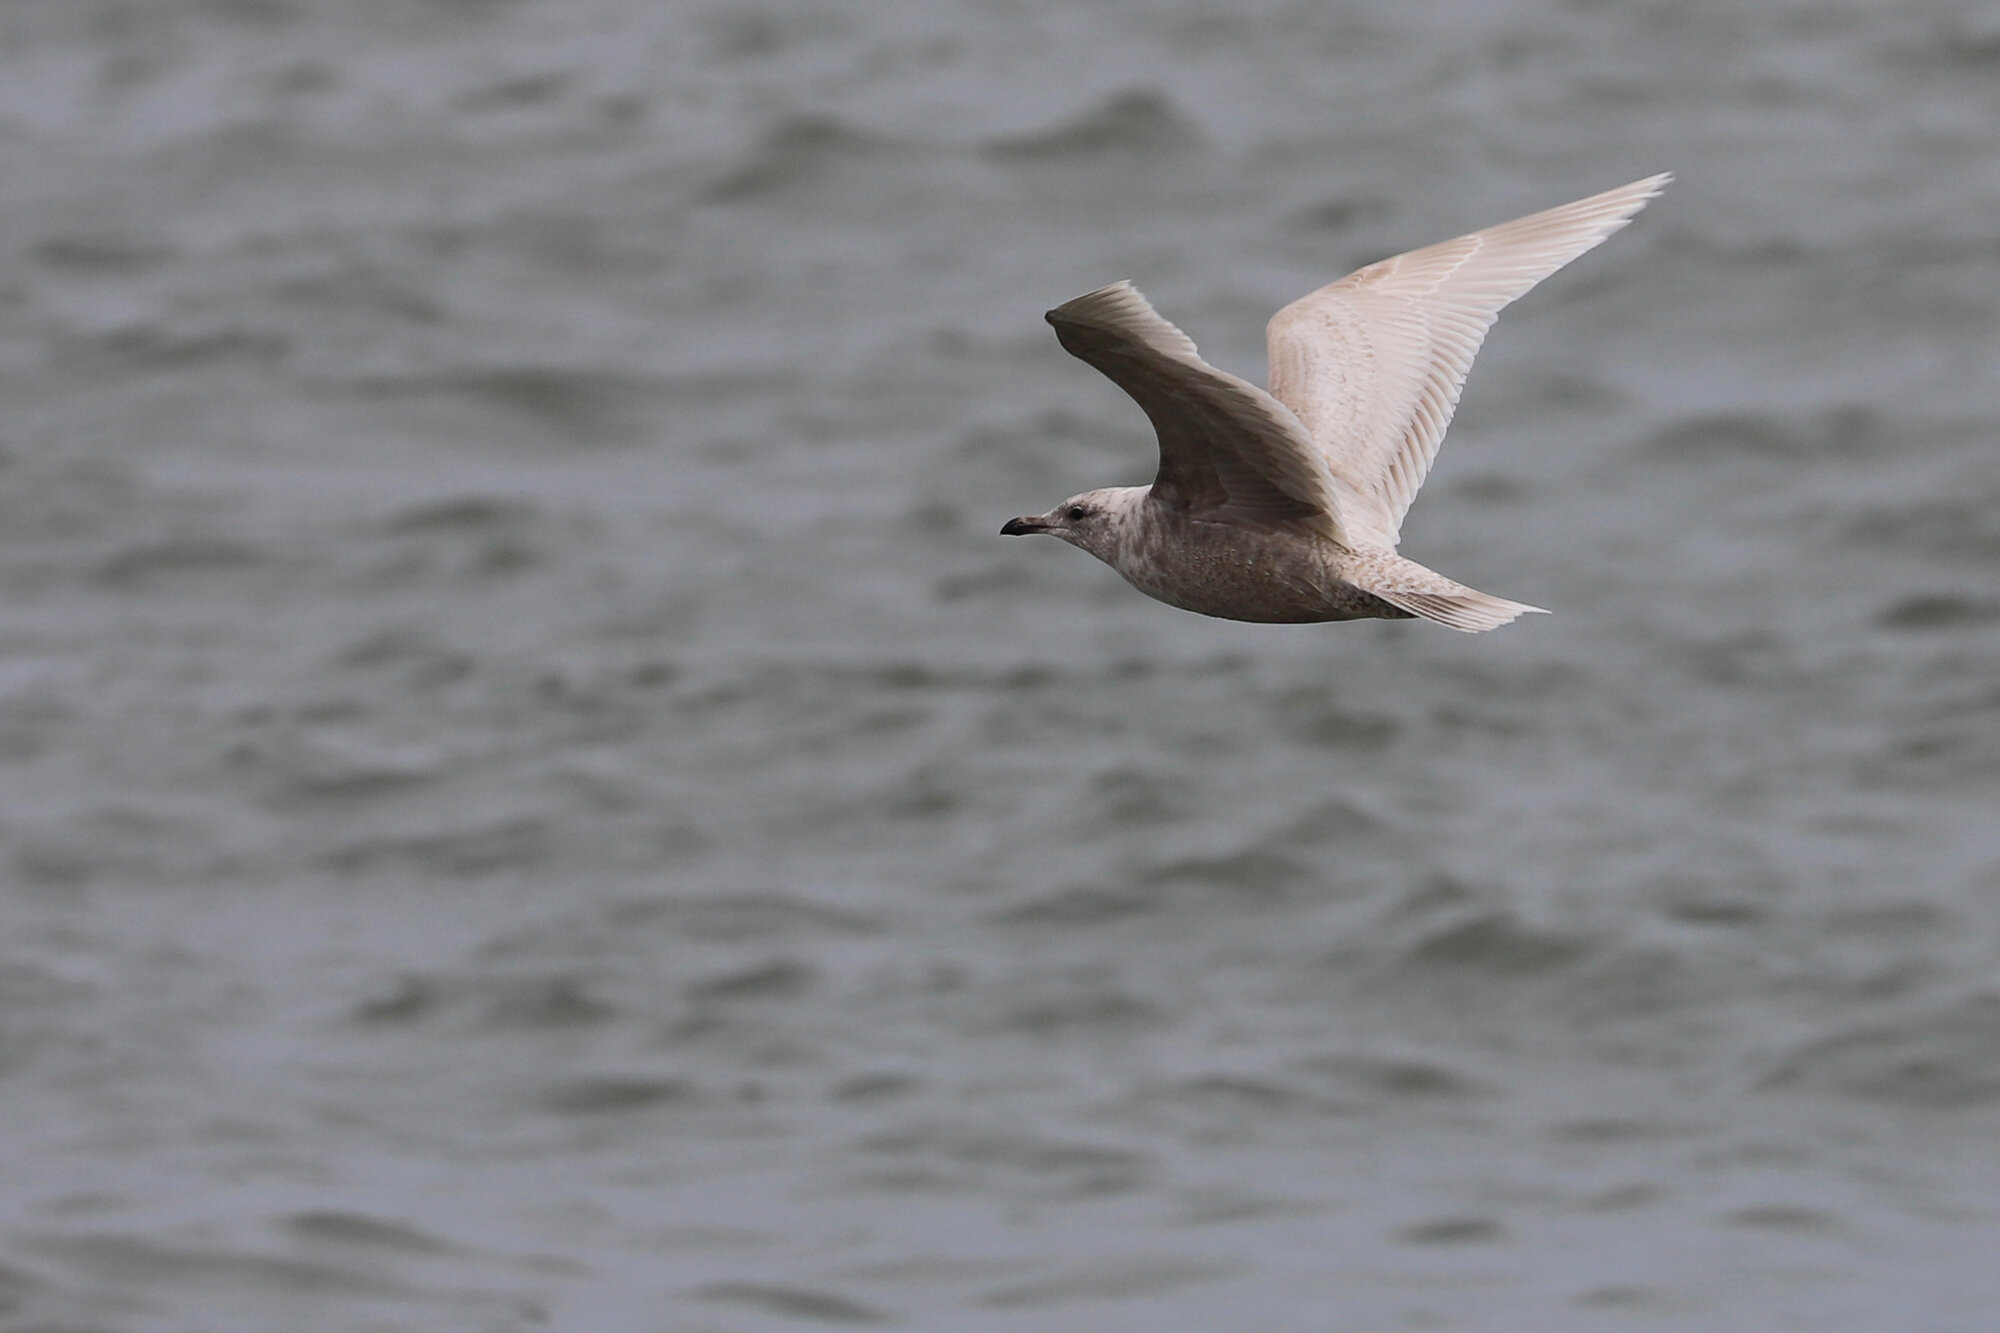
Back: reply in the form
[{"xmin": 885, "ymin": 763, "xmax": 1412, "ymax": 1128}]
[{"xmin": 1065, "ymin": 504, "xmax": 1089, "ymax": 521}]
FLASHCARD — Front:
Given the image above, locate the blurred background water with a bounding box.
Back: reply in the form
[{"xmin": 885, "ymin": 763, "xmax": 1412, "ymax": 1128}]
[{"xmin": 0, "ymin": 1, "xmax": 1997, "ymax": 1329}]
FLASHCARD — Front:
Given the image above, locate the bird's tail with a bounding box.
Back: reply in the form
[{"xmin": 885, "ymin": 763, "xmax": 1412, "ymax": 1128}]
[{"xmin": 1360, "ymin": 555, "xmax": 1547, "ymax": 633}]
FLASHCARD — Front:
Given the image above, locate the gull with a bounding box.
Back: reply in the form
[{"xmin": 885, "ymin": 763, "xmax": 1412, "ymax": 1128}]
[{"xmin": 1002, "ymin": 173, "xmax": 1668, "ymax": 631}]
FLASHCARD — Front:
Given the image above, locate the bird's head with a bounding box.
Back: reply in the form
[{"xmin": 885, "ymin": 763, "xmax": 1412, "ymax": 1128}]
[{"xmin": 1000, "ymin": 487, "xmax": 1142, "ymax": 563}]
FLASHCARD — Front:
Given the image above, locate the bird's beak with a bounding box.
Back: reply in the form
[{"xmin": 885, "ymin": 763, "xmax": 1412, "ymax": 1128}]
[{"xmin": 1001, "ymin": 516, "xmax": 1051, "ymax": 536}]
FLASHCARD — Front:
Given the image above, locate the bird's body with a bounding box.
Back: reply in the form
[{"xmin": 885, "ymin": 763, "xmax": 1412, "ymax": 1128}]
[
  {"xmin": 1002, "ymin": 173, "xmax": 1669, "ymax": 632},
  {"xmin": 1034, "ymin": 483, "xmax": 1418, "ymax": 624}
]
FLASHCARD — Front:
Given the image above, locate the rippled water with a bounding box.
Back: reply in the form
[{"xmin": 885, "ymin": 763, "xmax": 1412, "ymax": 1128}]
[{"xmin": 1, "ymin": 1, "xmax": 1999, "ymax": 1330}]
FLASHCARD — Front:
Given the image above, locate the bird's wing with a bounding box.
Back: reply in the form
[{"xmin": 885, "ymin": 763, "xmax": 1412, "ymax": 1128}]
[
  {"xmin": 1048, "ymin": 281, "xmax": 1344, "ymax": 539},
  {"xmin": 1266, "ymin": 173, "xmax": 1669, "ymax": 549}
]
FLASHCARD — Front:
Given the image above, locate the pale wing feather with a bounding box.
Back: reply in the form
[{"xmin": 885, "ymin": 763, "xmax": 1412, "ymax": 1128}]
[
  {"xmin": 1049, "ymin": 281, "xmax": 1346, "ymax": 539},
  {"xmin": 1267, "ymin": 173, "xmax": 1669, "ymax": 548}
]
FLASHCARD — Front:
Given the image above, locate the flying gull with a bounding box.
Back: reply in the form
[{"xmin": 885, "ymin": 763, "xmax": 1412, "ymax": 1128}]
[{"xmin": 1003, "ymin": 173, "xmax": 1669, "ymax": 631}]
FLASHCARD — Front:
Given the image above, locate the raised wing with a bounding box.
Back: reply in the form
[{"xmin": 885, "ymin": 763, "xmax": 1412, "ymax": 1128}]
[
  {"xmin": 1048, "ymin": 282, "xmax": 1344, "ymax": 538},
  {"xmin": 1267, "ymin": 173, "xmax": 1669, "ymax": 548}
]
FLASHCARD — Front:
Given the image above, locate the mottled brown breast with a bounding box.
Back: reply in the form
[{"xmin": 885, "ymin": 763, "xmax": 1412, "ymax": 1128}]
[{"xmin": 1112, "ymin": 508, "xmax": 1414, "ymax": 624}]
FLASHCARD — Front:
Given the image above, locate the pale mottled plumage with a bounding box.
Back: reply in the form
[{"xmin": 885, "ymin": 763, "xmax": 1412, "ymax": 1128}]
[{"xmin": 1002, "ymin": 173, "xmax": 1669, "ymax": 631}]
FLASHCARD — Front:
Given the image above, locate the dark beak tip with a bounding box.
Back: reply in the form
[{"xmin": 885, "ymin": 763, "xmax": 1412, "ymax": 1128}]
[{"xmin": 1001, "ymin": 517, "xmax": 1037, "ymax": 536}]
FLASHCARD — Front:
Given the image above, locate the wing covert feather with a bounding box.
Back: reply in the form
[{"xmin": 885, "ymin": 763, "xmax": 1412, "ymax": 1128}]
[{"xmin": 1048, "ymin": 281, "xmax": 1344, "ymax": 537}]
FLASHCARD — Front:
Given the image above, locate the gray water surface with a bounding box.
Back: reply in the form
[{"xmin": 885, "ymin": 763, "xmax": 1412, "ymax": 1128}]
[{"xmin": 2, "ymin": 2, "xmax": 1999, "ymax": 1330}]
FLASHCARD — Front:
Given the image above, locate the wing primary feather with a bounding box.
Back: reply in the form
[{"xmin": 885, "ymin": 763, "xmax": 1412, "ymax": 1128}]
[{"xmin": 1267, "ymin": 173, "xmax": 1668, "ymax": 548}]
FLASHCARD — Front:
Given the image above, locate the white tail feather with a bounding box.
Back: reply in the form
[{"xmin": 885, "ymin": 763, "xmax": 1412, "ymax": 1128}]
[
  {"xmin": 1357, "ymin": 554, "xmax": 1548, "ymax": 633},
  {"xmin": 1371, "ymin": 588, "xmax": 1547, "ymax": 633}
]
